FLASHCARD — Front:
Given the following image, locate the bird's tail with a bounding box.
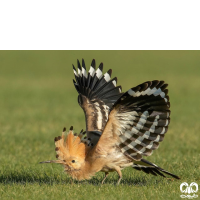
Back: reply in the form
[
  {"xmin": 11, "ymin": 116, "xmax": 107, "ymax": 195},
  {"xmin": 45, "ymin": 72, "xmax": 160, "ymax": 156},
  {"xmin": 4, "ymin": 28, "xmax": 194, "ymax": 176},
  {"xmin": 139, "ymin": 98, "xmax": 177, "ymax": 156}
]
[
  {"xmin": 133, "ymin": 158, "xmax": 180, "ymax": 179},
  {"xmin": 73, "ymin": 59, "xmax": 123, "ymax": 108}
]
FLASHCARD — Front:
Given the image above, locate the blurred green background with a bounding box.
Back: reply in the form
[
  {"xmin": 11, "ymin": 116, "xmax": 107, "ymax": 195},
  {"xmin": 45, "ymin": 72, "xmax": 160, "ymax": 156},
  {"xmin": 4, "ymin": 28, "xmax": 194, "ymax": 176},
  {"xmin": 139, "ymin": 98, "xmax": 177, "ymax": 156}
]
[{"xmin": 0, "ymin": 51, "xmax": 199, "ymax": 200}]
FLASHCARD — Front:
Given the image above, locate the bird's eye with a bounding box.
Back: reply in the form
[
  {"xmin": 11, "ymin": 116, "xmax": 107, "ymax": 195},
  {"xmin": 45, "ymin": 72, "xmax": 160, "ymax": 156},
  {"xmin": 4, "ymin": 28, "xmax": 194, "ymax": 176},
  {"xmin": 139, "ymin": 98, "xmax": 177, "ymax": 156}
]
[{"xmin": 72, "ymin": 160, "xmax": 75, "ymax": 163}]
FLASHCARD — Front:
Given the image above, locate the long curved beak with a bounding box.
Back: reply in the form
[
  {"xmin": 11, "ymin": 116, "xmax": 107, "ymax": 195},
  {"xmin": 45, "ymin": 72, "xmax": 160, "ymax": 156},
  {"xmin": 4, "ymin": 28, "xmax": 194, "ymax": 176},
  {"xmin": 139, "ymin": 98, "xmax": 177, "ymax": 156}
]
[{"xmin": 39, "ymin": 160, "xmax": 64, "ymax": 164}]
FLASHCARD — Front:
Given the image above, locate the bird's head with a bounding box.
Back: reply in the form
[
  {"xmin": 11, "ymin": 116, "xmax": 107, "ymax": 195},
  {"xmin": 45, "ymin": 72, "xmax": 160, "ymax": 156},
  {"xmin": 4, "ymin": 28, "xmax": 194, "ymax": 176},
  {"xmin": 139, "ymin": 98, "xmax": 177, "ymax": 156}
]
[
  {"xmin": 40, "ymin": 127, "xmax": 89, "ymax": 175},
  {"xmin": 62, "ymin": 156, "xmax": 84, "ymax": 172}
]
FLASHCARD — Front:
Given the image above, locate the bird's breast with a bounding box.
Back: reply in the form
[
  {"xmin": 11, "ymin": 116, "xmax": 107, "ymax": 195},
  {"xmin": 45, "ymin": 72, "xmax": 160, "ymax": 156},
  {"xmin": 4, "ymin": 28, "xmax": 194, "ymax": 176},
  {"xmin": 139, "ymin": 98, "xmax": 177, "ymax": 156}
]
[{"xmin": 100, "ymin": 147, "xmax": 133, "ymax": 172}]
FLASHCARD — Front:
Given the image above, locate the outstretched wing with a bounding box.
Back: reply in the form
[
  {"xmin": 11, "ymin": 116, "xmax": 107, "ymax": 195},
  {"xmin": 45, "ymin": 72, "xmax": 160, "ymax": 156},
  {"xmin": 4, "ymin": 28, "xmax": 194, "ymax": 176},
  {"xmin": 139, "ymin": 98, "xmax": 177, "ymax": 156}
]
[
  {"xmin": 73, "ymin": 59, "xmax": 123, "ymax": 145},
  {"xmin": 95, "ymin": 80, "xmax": 170, "ymax": 161}
]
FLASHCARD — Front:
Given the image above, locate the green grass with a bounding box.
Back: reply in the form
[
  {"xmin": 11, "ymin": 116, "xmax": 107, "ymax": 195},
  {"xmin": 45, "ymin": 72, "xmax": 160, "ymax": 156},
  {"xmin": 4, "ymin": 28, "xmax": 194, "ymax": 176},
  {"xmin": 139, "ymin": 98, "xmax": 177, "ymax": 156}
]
[{"xmin": 0, "ymin": 51, "xmax": 199, "ymax": 200}]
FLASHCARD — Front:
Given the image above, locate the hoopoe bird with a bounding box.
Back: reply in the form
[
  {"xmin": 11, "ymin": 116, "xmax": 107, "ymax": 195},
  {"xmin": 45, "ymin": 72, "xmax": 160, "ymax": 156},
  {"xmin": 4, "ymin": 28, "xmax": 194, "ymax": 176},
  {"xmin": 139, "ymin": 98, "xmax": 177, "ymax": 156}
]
[{"xmin": 40, "ymin": 59, "xmax": 180, "ymax": 184}]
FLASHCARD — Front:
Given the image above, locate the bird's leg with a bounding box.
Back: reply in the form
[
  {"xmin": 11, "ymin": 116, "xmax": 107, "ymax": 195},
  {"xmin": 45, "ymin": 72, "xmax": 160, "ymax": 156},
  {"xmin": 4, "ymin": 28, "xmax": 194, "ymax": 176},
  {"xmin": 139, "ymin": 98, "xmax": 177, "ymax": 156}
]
[
  {"xmin": 70, "ymin": 178, "xmax": 74, "ymax": 185},
  {"xmin": 114, "ymin": 166, "xmax": 122, "ymax": 185},
  {"xmin": 116, "ymin": 173, "xmax": 122, "ymax": 185},
  {"xmin": 101, "ymin": 172, "xmax": 109, "ymax": 184}
]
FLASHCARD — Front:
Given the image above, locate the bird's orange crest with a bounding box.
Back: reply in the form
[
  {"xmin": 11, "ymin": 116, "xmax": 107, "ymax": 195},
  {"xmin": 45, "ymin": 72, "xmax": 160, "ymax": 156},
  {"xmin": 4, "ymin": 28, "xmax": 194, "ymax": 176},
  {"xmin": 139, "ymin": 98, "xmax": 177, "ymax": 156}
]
[{"xmin": 54, "ymin": 127, "xmax": 89, "ymax": 163}]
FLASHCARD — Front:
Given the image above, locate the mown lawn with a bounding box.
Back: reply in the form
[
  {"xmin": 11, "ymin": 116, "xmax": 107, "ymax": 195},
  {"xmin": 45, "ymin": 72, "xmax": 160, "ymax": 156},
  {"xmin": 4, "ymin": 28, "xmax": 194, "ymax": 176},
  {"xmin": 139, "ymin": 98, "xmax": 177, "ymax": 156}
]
[{"xmin": 0, "ymin": 51, "xmax": 199, "ymax": 200}]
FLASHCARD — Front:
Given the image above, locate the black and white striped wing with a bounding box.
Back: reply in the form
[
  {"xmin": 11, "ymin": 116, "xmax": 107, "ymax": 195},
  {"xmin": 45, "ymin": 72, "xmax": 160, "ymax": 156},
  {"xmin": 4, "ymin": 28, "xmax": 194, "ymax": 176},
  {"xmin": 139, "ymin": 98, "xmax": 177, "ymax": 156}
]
[
  {"xmin": 97, "ymin": 80, "xmax": 170, "ymax": 161},
  {"xmin": 73, "ymin": 59, "xmax": 123, "ymax": 136}
]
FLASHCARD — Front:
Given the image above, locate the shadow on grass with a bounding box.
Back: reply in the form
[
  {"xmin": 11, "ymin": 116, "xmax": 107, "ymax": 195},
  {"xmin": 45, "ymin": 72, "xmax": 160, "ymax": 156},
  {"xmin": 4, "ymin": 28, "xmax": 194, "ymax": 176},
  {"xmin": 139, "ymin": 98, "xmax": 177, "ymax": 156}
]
[{"xmin": 0, "ymin": 171, "xmax": 164, "ymax": 186}]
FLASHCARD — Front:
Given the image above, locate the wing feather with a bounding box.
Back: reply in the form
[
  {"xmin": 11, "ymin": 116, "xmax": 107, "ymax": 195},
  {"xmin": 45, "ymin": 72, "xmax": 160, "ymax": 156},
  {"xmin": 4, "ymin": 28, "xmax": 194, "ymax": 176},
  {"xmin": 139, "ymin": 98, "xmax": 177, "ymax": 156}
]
[
  {"xmin": 96, "ymin": 80, "xmax": 170, "ymax": 161},
  {"xmin": 72, "ymin": 59, "xmax": 123, "ymax": 146}
]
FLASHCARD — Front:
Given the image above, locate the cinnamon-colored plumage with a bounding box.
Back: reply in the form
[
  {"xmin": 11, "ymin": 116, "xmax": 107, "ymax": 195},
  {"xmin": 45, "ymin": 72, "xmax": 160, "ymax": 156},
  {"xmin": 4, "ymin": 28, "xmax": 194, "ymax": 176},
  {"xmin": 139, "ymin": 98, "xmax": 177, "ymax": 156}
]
[{"xmin": 40, "ymin": 59, "xmax": 180, "ymax": 184}]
